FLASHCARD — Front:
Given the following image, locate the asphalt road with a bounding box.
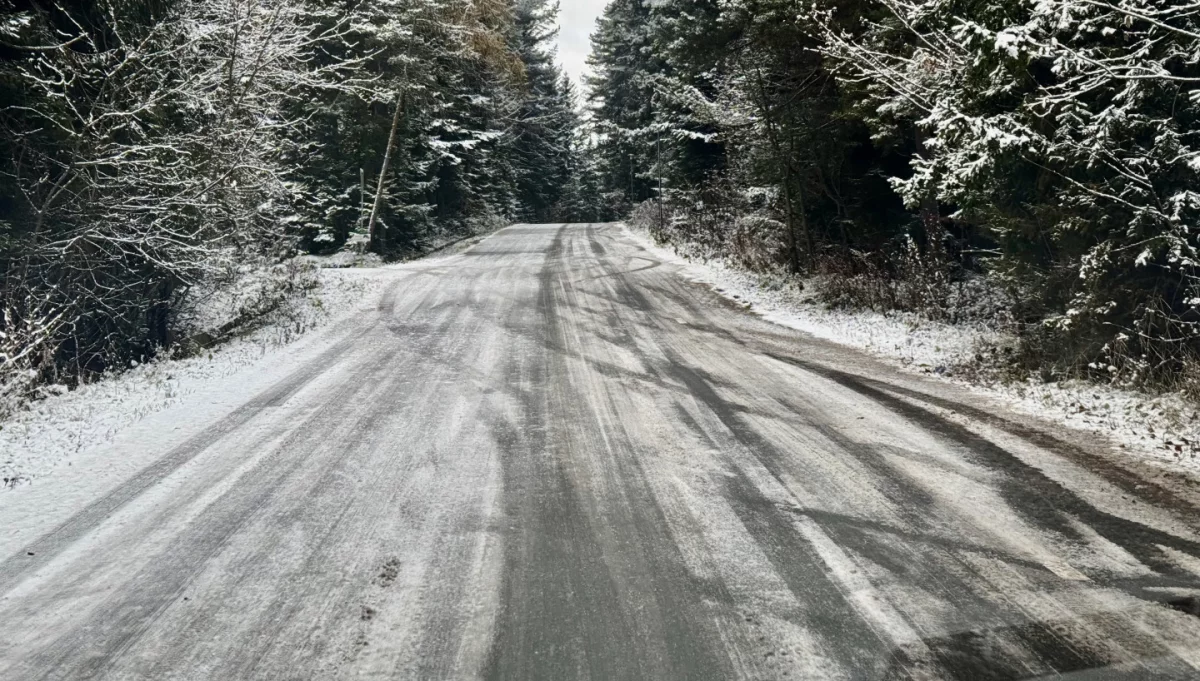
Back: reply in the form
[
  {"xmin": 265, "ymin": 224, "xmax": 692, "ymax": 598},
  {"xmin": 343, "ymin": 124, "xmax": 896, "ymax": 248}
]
[{"xmin": 4, "ymin": 223, "xmax": 1200, "ymax": 680}]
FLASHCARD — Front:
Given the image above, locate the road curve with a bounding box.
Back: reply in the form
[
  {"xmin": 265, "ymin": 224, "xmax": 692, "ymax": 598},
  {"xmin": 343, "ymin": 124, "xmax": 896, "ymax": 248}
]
[{"xmin": 3, "ymin": 223, "xmax": 1200, "ymax": 679}]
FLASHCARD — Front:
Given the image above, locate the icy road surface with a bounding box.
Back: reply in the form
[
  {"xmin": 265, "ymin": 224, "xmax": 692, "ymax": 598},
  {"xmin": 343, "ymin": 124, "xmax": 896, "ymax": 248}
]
[{"xmin": 4, "ymin": 224, "xmax": 1200, "ymax": 680}]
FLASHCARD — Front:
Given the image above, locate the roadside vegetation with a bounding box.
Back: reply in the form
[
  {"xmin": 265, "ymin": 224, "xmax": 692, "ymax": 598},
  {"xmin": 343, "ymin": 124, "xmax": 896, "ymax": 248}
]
[
  {"xmin": 0, "ymin": 0, "xmax": 590, "ymax": 417},
  {"xmin": 584, "ymin": 0, "xmax": 1200, "ymax": 400}
]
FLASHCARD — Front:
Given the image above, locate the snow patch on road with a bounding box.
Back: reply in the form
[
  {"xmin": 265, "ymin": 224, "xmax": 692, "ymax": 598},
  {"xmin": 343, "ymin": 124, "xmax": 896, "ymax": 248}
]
[{"xmin": 623, "ymin": 224, "xmax": 1200, "ymax": 476}]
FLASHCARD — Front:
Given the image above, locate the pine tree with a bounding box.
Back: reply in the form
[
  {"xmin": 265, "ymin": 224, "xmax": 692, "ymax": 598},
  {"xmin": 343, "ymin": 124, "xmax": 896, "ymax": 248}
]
[{"xmin": 506, "ymin": 0, "xmax": 572, "ymax": 221}]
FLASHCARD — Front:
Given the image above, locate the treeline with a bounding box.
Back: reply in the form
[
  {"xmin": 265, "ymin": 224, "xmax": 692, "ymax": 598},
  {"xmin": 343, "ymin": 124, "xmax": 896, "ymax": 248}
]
[
  {"xmin": 586, "ymin": 0, "xmax": 1200, "ymax": 389},
  {"xmin": 0, "ymin": 0, "xmax": 585, "ymax": 407}
]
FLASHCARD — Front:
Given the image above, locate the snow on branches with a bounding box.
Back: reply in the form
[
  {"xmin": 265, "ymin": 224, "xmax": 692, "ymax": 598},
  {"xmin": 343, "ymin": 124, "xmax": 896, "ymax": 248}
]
[
  {"xmin": 810, "ymin": 0, "xmax": 1200, "ymax": 383},
  {"xmin": 1, "ymin": 0, "xmax": 371, "ymax": 396},
  {"xmin": 1, "ymin": 0, "xmax": 581, "ymax": 404}
]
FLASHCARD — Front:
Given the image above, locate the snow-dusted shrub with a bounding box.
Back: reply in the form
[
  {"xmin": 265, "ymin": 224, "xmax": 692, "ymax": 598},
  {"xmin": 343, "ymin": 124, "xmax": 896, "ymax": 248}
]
[
  {"xmin": 628, "ymin": 201, "xmax": 667, "ymax": 240},
  {"xmin": 729, "ymin": 214, "xmax": 789, "ymax": 273},
  {"xmin": 174, "ymin": 258, "xmax": 322, "ymax": 353},
  {"xmin": 812, "ymin": 249, "xmax": 901, "ymax": 313},
  {"xmin": 0, "ymin": 302, "xmax": 62, "ymax": 420},
  {"xmin": 630, "ymin": 176, "xmax": 794, "ymax": 273},
  {"xmin": 813, "ymin": 237, "xmax": 957, "ymax": 319}
]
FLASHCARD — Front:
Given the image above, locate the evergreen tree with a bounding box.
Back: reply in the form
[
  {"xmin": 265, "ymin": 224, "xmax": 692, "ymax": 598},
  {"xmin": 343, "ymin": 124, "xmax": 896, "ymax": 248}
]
[
  {"xmin": 812, "ymin": 0, "xmax": 1200, "ymax": 381},
  {"xmin": 510, "ymin": 0, "xmax": 575, "ymax": 222},
  {"xmin": 586, "ymin": 0, "xmax": 909, "ymax": 269},
  {"xmin": 586, "ymin": 0, "xmax": 663, "ymax": 213}
]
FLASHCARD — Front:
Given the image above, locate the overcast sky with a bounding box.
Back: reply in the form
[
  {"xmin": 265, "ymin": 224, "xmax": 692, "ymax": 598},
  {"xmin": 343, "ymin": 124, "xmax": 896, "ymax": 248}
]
[{"xmin": 556, "ymin": 1, "xmax": 609, "ymax": 89}]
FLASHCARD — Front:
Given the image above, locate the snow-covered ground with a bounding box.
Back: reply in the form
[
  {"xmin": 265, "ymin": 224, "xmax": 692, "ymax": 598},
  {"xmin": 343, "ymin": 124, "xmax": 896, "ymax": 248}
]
[
  {"xmin": 0, "ymin": 229, "xmax": 495, "ymax": 495},
  {"xmin": 624, "ymin": 224, "xmax": 1200, "ymax": 476},
  {"xmin": 0, "ymin": 264, "xmax": 390, "ymax": 491}
]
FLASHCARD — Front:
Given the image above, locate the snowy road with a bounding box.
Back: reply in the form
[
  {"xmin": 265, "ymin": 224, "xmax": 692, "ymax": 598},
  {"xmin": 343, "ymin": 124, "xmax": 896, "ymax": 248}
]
[{"xmin": 4, "ymin": 223, "xmax": 1200, "ymax": 679}]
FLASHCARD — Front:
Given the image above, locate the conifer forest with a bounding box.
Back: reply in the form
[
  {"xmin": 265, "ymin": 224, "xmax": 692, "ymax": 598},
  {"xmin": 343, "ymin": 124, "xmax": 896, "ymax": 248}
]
[{"xmin": 4, "ymin": 0, "xmax": 1200, "ymax": 403}]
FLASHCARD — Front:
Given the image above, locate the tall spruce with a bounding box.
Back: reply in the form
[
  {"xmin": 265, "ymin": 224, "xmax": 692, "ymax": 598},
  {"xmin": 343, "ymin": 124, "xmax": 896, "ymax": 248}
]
[{"xmin": 510, "ymin": 0, "xmax": 575, "ymax": 222}]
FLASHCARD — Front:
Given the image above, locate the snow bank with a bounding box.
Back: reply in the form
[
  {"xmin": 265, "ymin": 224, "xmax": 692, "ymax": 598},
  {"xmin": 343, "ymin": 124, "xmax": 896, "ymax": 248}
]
[
  {"xmin": 623, "ymin": 224, "xmax": 1200, "ymax": 476},
  {"xmin": 1, "ymin": 267, "xmax": 387, "ymax": 490}
]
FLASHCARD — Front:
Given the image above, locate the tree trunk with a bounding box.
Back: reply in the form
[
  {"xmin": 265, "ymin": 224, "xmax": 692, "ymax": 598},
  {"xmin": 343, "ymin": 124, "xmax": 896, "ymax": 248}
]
[
  {"xmin": 788, "ymin": 135, "xmax": 815, "ymax": 269},
  {"xmin": 914, "ymin": 126, "xmax": 945, "ymax": 266},
  {"xmin": 367, "ymin": 90, "xmax": 405, "ymax": 254},
  {"xmin": 781, "ymin": 166, "xmax": 801, "ymax": 275},
  {"xmin": 656, "ymin": 134, "xmax": 666, "ymax": 233},
  {"xmin": 913, "ymin": 125, "xmax": 950, "ymax": 315},
  {"xmin": 753, "ymin": 67, "xmax": 813, "ymax": 275},
  {"xmin": 794, "ymin": 177, "xmax": 814, "ymax": 269}
]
